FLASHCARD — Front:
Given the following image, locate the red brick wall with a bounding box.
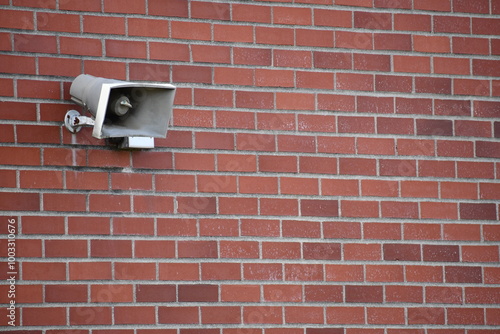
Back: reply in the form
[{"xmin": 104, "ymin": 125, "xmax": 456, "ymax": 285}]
[{"xmin": 1, "ymin": 0, "xmax": 499, "ymax": 332}]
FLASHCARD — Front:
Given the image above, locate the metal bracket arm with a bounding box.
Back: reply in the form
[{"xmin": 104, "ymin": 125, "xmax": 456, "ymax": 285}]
[{"xmin": 64, "ymin": 110, "xmax": 95, "ymax": 133}]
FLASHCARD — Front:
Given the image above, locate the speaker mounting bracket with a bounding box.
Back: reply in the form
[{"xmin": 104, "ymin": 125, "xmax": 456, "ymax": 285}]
[{"xmin": 64, "ymin": 110, "xmax": 95, "ymax": 134}]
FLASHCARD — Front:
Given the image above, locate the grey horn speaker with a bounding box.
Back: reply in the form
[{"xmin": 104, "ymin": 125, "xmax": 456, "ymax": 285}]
[{"xmin": 69, "ymin": 74, "xmax": 176, "ymax": 139}]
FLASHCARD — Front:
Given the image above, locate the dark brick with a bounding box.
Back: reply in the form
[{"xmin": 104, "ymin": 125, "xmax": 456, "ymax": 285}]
[
  {"xmin": 306, "ymin": 329, "xmax": 344, "ymax": 334},
  {"xmin": 303, "ymin": 243, "xmax": 341, "ymax": 260},
  {"xmin": 446, "ymin": 266, "xmax": 482, "ymax": 283},
  {"xmin": 460, "ymin": 203, "xmax": 497, "ymax": 220},
  {"xmin": 137, "ymin": 284, "xmax": 176, "ymax": 302},
  {"xmin": 476, "ymin": 141, "xmax": 500, "ymax": 158},
  {"xmin": 384, "ymin": 244, "xmax": 421, "ymax": 261},
  {"xmin": 178, "ymin": 284, "xmax": 218, "ymax": 302},
  {"xmin": 301, "ymin": 199, "xmax": 339, "ymax": 217},
  {"xmin": 345, "ymin": 285, "xmax": 383, "ymax": 303},
  {"xmin": 305, "ymin": 285, "xmax": 343, "ymax": 302},
  {"xmin": 423, "ymin": 245, "xmax": 460, "ymax": 262},
  {"xmin": 416, "ymin": 119, "xmax": 453, "ymax": 136}
]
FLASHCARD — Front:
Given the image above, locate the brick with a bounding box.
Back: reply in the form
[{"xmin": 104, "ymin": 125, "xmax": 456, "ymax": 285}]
[
  {"xmin": 473, "ymin": 18, "xmax": 500, "ymax": 35},
  {"xmin": 436, "ymin": 99, "xmax": 471, "ymax": 117},
  {"xmin": 202, "ymin": 263, "xmax": 241, "ymax": 280},
  {"xmin": 384, "ymin": 158, "xmax": 424, "ymax": 180},
  {"xmin": 314, "ymin": 8, "xmax": 352, "ymax": 28},
  {"xmin": 286, "ymin": 306, "xmax": 324, "ymax": 324},
  {"xmin": 113, "ymin": 217, "xmax": 154, "ymax": 236},
  {"xmin": 421, "ymin": 202, "xmax": 458, "ymax": 220},
  {"xmin": 355, "ymin": 11, "xmax": 392, "ymax": 30},
  {"xmin": 354, "ymin": 53, "xmax": 391, "ymax": 72},
  {"xmin": 474, "ymin": 59, "xmax": 500, "ymax": 77},
  {"xmin": 458, "ymin": 161, "xmax": 494, "ymax": 179},
  {"xmin": 314, "ymin": 51, "xmax": 352, "ymax": 70},
  {"xmin": 276, "ymin": 92, "xmax": 315, "ymax": 110},
  {"xmin": 195, "ymin": 88, "xmax": 233, "ymax": 108},
  {"xmin": 23, "ymin": 307, "xmax": 66, "ymax": 326},
  {"xmin": 217, "ymin": 111, "xmax": 255, "ymax": 130},
  {"xmin": 357, "ymin": 96, "xmax": 393, "ymax": 114},
  {"xmin": 426, "ymin": 286, "xmax": 462, "ymax": 304},
  {"xmin": 175, "ymin": 153, "xmax": 215, "ymax": 171},
  {"xmin": 386, "ymin": 286, "xmax": 423, "ymax": 303},
  {"xmin": 327, "ymin": 306, "xmax": 365, "ymax": 324},
  {"xmin": 135, "ymin": 240, "xmax": 175, "ymax": 258},
  {"xmin": 418, "ymin": 160, "xmax": 455, "ymax": 177},
  {"xmin": 221, "ymin": 240, "xmax": 259, "ymax": 258},
  {"xmin": 454, "ymin": 0, "xmax": 489, "ymax": 13},
  {"xmin": 37, "ymin": 12, "xmax": 79, "ymax": 33},
  {"xmin": 171, "ymin": 21, "xmax": 211, "ymax": 41},
  {"xmin": 304, "ymin": 243, "xmax": 341, "ymax": 260},
  {"xmin": 296, "ymin": 28, "xmax": 334, "ymax": 48},
  {"xmin": 414, "ymin": 0, "xmax": 451, "ymax": 11},
  {"xmin": 0, "ymin": 9, "xmax": 34, "ymax": 29},
  {"xmin": 300, "ymin": 156, "xmax": 337, "ymax": 175},
  {"xmin": 191, "ymin": 1, "xmax": 230, "ymax": 20},
  {"xmin": 384, "ymin": 244, "xmax": 421, "ymax": 261},
  {"xmin": 318, "ymin": 94, "xmax": 356, "ymax": 112},
  {"xmin": 233, "ymin": 3, "xmax": 271, "ymax": 23},
  {"xmin": 448, "ymin": 308, "xmax": 485, "ymax": 325},
  {"xmin": 460, "ymin": 203, "xmax": 497, "ymax": 220},
  {"xmin": 150, "ymin": 42, "xmax": 190, "ymax": 61},
  {"xmin": 415, "ymin": 77, "xmax": 451, "ymax": 94},
  {"xmin": 149, "ymin": 0, "xmax": 188, "ymax": 17},
  {"xmin": 214, "ymin": 24, "xmax": 253, "ymax": 43},
  {"xmin": 130, "ymin": 62, "xmax": 171, "ymax": 82},
  {"xmin": 23, "ymin": 262, "xmax": 66, "ymax": 281},
  {"xmin": 437, "ymin": 140, "xmax": 474, "ymax": 157},
  {"xmin": 17, "ymin": 79, "xmax": 60, "ymax": 99},
  {"xmin": 423, "ymin": 245, "xmax": 459, "ymax": 262},
  {"xmin": 159, "ymin": 307, "xmax": 199, "ymax": 324},
  {"xmin": 278, "ymin": 135, "xmax": 315, "ymax": 153},
  {"xmin": 259, "ymin": 155, "xmax": 297, "ymax": 173},
  {"xmin": 234, "ymin": 47, "xmax": 272, "ymax": 66},
  {"xmin": 474, "ymin": 101, "xmax": 500, "ymax": 118},
  {"xmin": 481, "ymin": 183, "xmax": 500, "ymax": 200},
  {"xmin": 336, "ymin": 73, "xmax": 373, "ymax": 91},
  {"xmin": 263, "ymin": 242, "xmax": 301, "ymax": 260},
  {"xmin": 378, "ymin": 117, "xmax": 414, "ymax": 135},
  {"xmin": 434, "ymin": 15, "xmax": 470, "ymax": 34},
  {"xmin": 477, "ymin": 141, "xmax": 500, "ymax": 158},
  {"xmin": 338, "ymin": 116, "xmax": 375, "ymax": 134},
  {"xmin": 179, "ymin": 284, "xmax": 218, "ymax": 302},
  {"xmin": 243, "ymin": 263, "xmax": 283, "ymax": 281},
  {"xmin": 454, "ymin": 79, "xmax": 490, "ymax": 96},
  {"xmin": 361, "ymin": 179, "xmax": 398, "ymax": 197},
  {"xmin": 223, "ymin": 285, "xmax": 260, "ymax": 302},
  {"xmin": 301, "ymin": 199, "xmax": 339, "ymax": 217},
  {"xmin": 341, "ymin": 200, "xmax": 379, "ymax": 218},
  {"xmin": 104, "ymin": 0, "xmax": 145, "ymax": 13},
  {"xmin": 346, "ymin": 286, "xmax": 383, "ymax": 303},
  {"xmin": 115, "ymin": 306, "xmax": 155, "ymax": 325},
  {"xmin": 398, "ymin": 138, "xmax": 435, "ymax": 157},
  {"xmin": 156, "ymin": 174, "xmax": 195, "ymax": 193},
  {"xmin": 322, "ymin": 179, "xmax": 359, "ymax": 196},
  {"xmin": 394, "ymin": 55, "xmax": 431, "ymax": 73},
  {"xmin": 326, "ymin": 264, "xmax": 364, "ymax": 282},
  {"xmin": 406, "ymin": 265, "xmax": 443, "ymax": 283},
  {"xmin": 441, "ymin": 182, "xmax": 477, "ymax": 200},
  {"xmin": 159, "ymin": 263, "xmax": 199, "ymax": 281},
  {"xmin": 273, "ymin": 6, "xmax": 312, "ymax": 25},
  {"xmin": 344, "ymin": 243, "xmax": 381, "ymax": 261},
  {"xmin": 60, "ymin": 0, "xmax": 101, "ymax": 11},
  {"xmin": 285, "ymin": 263, "xmax": 323, "ymax": 281},
  {"xmin": 275, "ymin": 50, "xmax": 312, "ymax": 68},
  {"xmin": 336, "ymin": 30, "xmax": 373, "ymax": 50},
  {"xmin": 444, "ymin": 224, "xmax": 481, "ymax": 241},
  {"xmin": 434, "ymin": 57, "xmax": 470, "ymax": 75},
  {"xmin": 68, "ymin": 262, "xmax": 109, "ymax": 281},
  {"xmin": 87, "ymin": 150, "xmax": 130, "ymax": 168},
  {"xmin": 394, "ymin": 13, "xmax": 431, "ymax": 31},
  {"xmin": 283, "ymin": 220, "xmax": 321, "ymax": 238},
  {"xmin": 192, "ymin": 45, "xmax": 231, "ymax": 65},
  {"xmin": 256, "ymin": 26, "xmax": 294, "ymax": 45},
  {"xmin": 261, "ymin": 198, "xmax": 298, "ymax": 216},
  {"xmin": 91, "ymin": 240, "xmax": 132, "ymax": 258},
  {"xmin": 0, "ymin": 55, "xmax": 36, "ymax": 74},
  {"xmin": 68, "ymin": 217, "xmax": 110, "ymax": 236},
  {"xmin": 20, "ymin": 170, "xmax": 63, "ymax": 189},
  {"xmin": 280, "ymin": 177, "xmax": 318, "ymax": 195},
  {"xmin": 339, "ymin": 158, "xmax": 377, "ymax": 175},
  {"xmin": 382, "ymin": 201, "xmax": 419, "ymax": 218},
  {"xmin": 178, "ymin": 240, "xmax": 217, "ymax": 258},
  {"xmin": 374, "ymin": 33, "xmax": 412, "ymax": 51},
  {"xmin": 84, "ymin": 15, "xmax": 125, "ymax": 35},
  {"xmin": 198, "ymin": 174, "xmax": 237, "ymax": 194},
  {"xmin": 45, "ymin": 285, "xmax": 87, "ymax": 303},
  {"xmin": 396, "ymin": 97, "xmax": 433, "ymax": 115},
  {"xmin": 241, "ymin": 219, "xmax": 280, "ymax": 237},
  {"xmin": 0, "ymin": 192, "xmax": 39, "ymax": 211},
  {"xmin": 264, "ymin": 284, "xmax": 301, "ymax": 302},
  {"xmin": 335, "ymin": 0, "xmax": 373, "ymax": 7},
  {"xmin": 112, "ymin": 173, "xmax": 152, "ymax": 191},
  {"xmin": 408, "ymin": 307, "xmax": 445, "ymax": 325},
  {"xmin": 67, "ymin": 171, "xmax": 108, "ymax": 191},
  {"xmin": 45, "ymin": 240, "xmax": 87, "ymax": 258},
  {"xmin": 244, "ymin": 306, "xmax": 283, "ymax": 324},
  {"xmin": 256, "ymin": 69, "xmax": 294, "ymax": 88},
  {"xmin": 462, "ymin": 245, "xmax": 499, "ymax": 262},
  {"xmin": 367, "ymin": 307, "xmax": 405, "ymax": 324},
  {"xmin": 89, "ymin": 194, "xmax": 130, "ymax": 213},
  {"xmin": 453, "ymin": 37, "xmax": 490, "ymax": 55},
  {"xmin": 466, "ymin": 287, "xmax": 500, "ymax": 304}
]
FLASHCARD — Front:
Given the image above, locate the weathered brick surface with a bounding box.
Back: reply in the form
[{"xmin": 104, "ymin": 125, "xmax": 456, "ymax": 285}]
[{"xmin": 0, "ymin": 0, "xmax": 498, "ymax": 331}]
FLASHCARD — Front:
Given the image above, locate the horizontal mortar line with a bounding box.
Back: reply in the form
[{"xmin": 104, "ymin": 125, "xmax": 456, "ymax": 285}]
[
  {"xmin": 4, "ymin": 189, "xmax": 500, "ymax": 202},
  {"xmin": 8, "ymin": 256, "xmax": 499, "ymax": 265},
  {"xmin": 3, "ymin": 211, "xmax": 499, "ymax": 222},
  {"xmin": 9, "ymin": 301, "xmax": 500, "ymax": 308}
]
